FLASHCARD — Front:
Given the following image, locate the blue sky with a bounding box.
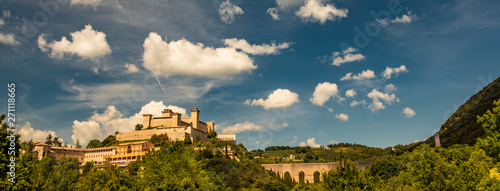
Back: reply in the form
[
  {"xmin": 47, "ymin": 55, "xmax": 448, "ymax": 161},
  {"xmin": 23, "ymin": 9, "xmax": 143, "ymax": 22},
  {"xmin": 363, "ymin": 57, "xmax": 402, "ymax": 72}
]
[{"xmin": 1, "ymin": 0, "xmax": 499, "ymax": 150}]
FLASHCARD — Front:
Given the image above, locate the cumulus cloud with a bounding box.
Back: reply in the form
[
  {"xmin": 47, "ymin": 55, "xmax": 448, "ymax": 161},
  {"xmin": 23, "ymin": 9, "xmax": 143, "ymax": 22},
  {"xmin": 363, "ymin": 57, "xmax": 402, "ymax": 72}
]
[
  {"xmin": 367, "ymin": 89, "xmax": 399, "ymax": 112},
  {"xmin": 391, "ymin": 11, "xmax": 417, "ymax": 24},
  {"xmin": 70, "ymin": 0, "xmax": 102, "ymax": 8},
  {"xmin": 291, "ymin": 136, "xmax": 298, "ymax": 144},
  {"xmin": 18, "ymin": 122, "xmax": 60, "ymax": 142},
  {"xmin": 327, "ymin": 107, "xmax": 334, "ymax": 112},
  {"xmin": 71, "ymin": 101, "xmax": 186, "ymax": 147},
  {"xmin": 335, "ymin": 113, "xmax": 349, "ymax": 121},
  {"xmin": 403, "ymin": 107, "xmax": 416, "ymax": 118},
  {"xmin": 385, "ymin": 84, "xmax": 397, "ymax": 93},
  {"xmin": 299, "ymin": 138, "xmax": 321, "ymax": 148},
  {"xmin": 350, "ymin": 100, "xmax": 366, "ymax": 107},
  {"xmin": 331, "ymin": 47, "xmax": 365, "ymax": 66},
  {"xmin": 310, "ymin": 82, "xmax": 340, "ymax": 106},
  {"xmin": 223, "ymin": 38, "xmax": 292, "ymax": 55},
  {"xmin": 340, "ymin": 69, "xmax": 376, "ymax": 81},
  {"xmin": 218, "ymin": 121, "xmax": 264, "ymax": 133},
  {"xmin": 247, "ymin": 88, "xmax": 299, "ymax": 110},
  {"xmin": 381, "ymin": 65, "xmax": 409, "ymax": 79},
  {"xmin": 38, "ymin": 25, "xmax": 112, "ymax": 60},
  {"xmin": 375, "ymin": 18, "xmax": 389, "ymax": 27},
  {"xmin": 295, "ymin": 0, "xmax": 348, "ymax": 24},
  {"xmin": 345, "ymin": 89, "xmax": 356, "ymax": 98},
  {"xmin": 218, "ymin": 0, "xmax": 244, "ymax": 24},
  {"xmin": 124, "ymin": 63, "xmax": 139, "ymax": 74},
  {"xmin": 330, "ymin": 139, "xmax": 339, "ymax": 144},
  {"xmin": 267, "ymin": 8, "xmax": 280, "ymax": 20},
  {"xmin": 0, "ymin": 18, "xmax": 4, "ymax": 26},
  {"xmin": 0, "ymin": 33, "xmax": 20, "ymax": 46},
  {"xmin": 142, "ymin": 32, "xmax": 256, "ymax": 79}
]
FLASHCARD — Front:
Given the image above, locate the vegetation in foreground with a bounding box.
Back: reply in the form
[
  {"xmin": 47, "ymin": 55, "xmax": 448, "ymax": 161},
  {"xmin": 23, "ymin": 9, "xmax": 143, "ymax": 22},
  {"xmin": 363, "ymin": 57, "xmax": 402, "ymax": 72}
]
[{"xmin": 0, "ymin": 99, "xmax": 499, "ymax": 190}]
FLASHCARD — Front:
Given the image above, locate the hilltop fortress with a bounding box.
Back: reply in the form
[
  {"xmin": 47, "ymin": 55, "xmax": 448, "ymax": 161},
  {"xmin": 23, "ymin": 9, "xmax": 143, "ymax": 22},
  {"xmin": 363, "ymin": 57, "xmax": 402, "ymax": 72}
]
[{"xmin": 116, "ymin": 108, "xmax": 217, "ymax": 143}]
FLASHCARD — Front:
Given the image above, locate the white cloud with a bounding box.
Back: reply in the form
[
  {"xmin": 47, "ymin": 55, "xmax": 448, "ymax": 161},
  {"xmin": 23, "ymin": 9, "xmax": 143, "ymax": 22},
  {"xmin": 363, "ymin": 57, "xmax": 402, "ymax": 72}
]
[
  {"xmin": 299, "ymin": 138, "xmax": 321, "ymax": 148},
  {"xmin": 367, "ymin": 89, "xmax": 399, "ymax": 112},
  {"xmin": 124, "ymin": 63, "xmax": 139, "ymax": 74},
  {"xmin": 38, "ymin": 25, "xmax": 112, "ymax": 60},
  {"xmin": 331, "ymin": 47, "xmax": 365, "ymax": 66},
  {"xmin": 256, "ymin": 140, "xmax": 272, "ymax": 147},
  {"xmin": 330, "ymin": 139, "xmax": 339, "ymax": 144},
  {"xmin": 327, "ymin": 107, "xmax": 334, "ymax": 112},
  {"xmin": 0, "ymin": 33, "xmax": 20, "ymax": 46},
  {"xmin": 381, "ymin": 65, "xmax": 409, "ymax": 79},
  {"xmin": 375, "ymin": 18, "xmax": 389, "ymax": 27},
  {"xmin": 218, "ymin": 121, "xmax": 264, "ymax": 133},
  {"xmin": 18, "ymin": 122, "xmax": 60, "ymax": 142},
  {"xmin": 335, "ymin": 113, "xmax": 349, "ymax": 121},
  {"xmin": 142, "ymin": 32, "xmax": 256, "ymax": 78},
  {"xmin": 70, "ymin": 0, "xmax": 102, "ymax": 8},
  {"xmin": 391, "ymin": 11, "xmax": 417, "ymax": 24},
  {"xmin": 345, "ymin": 89, "xmax": 356, "ymax": 98},
  {"xmin": 2, "ymin": 10, "xmax": 11, "ymax": 18},
  {"xmin": 350, "ymin": 100, "xmax": 366, "ymax": 107},
  {"xmin": 276, "ymin": 122, "xmax": 288, "ymax": 128},
  {"xmin": 223, "ymin": 38, "xmax": 292, "ymax": 55},
  {"xmin": 291, "ymin": 136, "xmax": 298, "ymax": 144},
  {"xmin": 267, "ymin": 8, "xmax": 280, "ymax": 20},
  {"xmin": 71, "ymin": 101, "xmax": 186, "ymax": 147},
  {"xmin": 0, "ymin": 18, "xmax": 4, "ymax": 26},
  {"xmin": 218, "ymin": 0, "xmax": 244, "ymax": 24},
  {"xmin": 310, "ymin": 82, "xmax": 340, "ymax": 106},
  {"xmin": 295, "ymin": 0, "xmax": 348, "ymax": 24},
  {"xmin": 340, "ymin": 69, "xmax": 376, "ymax": 81},
  {"xmin": 249, "ymin": 88, "xmax": 299, "ymax": 110},
  {"xmin": 276, "ymin": 0, "xmax": 303, "ymax": 10},
  {"xmin": 385, "ymin": 84, "xmax": 397, "ymax": 93},
  {"xmin": 403, "ymin": 107, "xmax": 416, "ymax": 118}
]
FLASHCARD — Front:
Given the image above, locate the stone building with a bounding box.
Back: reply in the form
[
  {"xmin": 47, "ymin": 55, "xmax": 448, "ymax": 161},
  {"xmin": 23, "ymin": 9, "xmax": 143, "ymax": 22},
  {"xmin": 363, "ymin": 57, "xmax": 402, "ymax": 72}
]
[
  {"xmin": 32, "ymin": 140, "xmax": 154, "ymax": 166},
  {"xmin": 216, "ymin": 133, "xmax": 236, "ymax": 144},
  {"xmin": 116, "ymin": 108, "xmax": 214, "ymax": 143}
]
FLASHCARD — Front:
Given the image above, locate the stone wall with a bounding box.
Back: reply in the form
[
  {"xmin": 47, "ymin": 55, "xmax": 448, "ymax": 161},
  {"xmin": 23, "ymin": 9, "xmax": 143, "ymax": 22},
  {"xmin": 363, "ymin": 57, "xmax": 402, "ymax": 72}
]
[{"xmin": 116, "ymin": 129, "xmax": 157, "ymax": 141}]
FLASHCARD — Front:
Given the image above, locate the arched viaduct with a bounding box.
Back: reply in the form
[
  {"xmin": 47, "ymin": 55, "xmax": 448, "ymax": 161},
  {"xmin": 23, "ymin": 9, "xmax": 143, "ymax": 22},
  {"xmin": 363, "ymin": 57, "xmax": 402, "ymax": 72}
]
[{"xmin": 261, "ymin": 162, "xmax": 371, "ymax": 183}]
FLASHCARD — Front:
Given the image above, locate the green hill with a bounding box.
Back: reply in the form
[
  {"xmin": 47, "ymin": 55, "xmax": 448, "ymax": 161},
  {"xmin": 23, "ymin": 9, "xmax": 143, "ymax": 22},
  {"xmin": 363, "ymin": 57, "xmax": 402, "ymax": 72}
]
[{"xmin": 424, "ymin": 75, "xmax": 500, "ymax": 147}]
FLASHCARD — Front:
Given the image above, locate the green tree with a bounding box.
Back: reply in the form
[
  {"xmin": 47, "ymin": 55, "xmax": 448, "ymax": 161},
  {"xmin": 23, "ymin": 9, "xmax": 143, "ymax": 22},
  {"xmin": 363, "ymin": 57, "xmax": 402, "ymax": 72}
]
[
  {"xmin": 0, "ymin": 114, "xmax": 20, "ymax": 190},
  {"xmin": 101, "ymin": 135, "xmax": 117, "ymax": 147},
  {"xmin": 150, "ymin": 133, "xmax": 170, "ymax": 146},
  {"xmin": 207, "ymin": 129, "xmax": 217, "ymax": 139},
  {"xmin": 138, "ymin": 142, "xmax": 222, "ymax": 190},
  {"xmin": 135, "ymin": 124, "xmax": 143, "ymax": 131},
  {"xmin": 75, "ymin": 139, "xmax": 82, "ymax": 149},
  {"xmin": 45, "ymin": 134, "xmax": 53, "ymax": 146},
  {"xmin": 323, "ymin": 158, "xmax": 368, "ymax": 190},
  {"xmin": 86, "ymin": 139, "xmax": 102, "ymax": 149},
  {"xmin": 53, "ymin": 137, "xmax": 62, "ymax": 147},
  {"xmin": 183, "ymin": 137, "xmax": 192, "ymax": 145},
  {"xmin": 476, "ymin": 99, "xmax": 500, "ymax": 160}
]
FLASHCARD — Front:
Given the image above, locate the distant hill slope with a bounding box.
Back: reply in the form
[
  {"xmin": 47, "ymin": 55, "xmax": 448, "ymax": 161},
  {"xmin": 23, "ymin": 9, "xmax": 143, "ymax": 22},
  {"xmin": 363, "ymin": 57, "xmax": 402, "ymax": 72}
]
[{"xmin": 424, "ymin": 75, "xmax": 500, "ymax": 147}]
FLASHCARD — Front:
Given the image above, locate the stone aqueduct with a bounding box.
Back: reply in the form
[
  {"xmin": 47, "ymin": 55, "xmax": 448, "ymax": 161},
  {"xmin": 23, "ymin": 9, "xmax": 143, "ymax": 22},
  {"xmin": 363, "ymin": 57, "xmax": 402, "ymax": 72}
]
[{"xmin": 261, "ymin": 162, "xmax": 371, "ymax": 183}]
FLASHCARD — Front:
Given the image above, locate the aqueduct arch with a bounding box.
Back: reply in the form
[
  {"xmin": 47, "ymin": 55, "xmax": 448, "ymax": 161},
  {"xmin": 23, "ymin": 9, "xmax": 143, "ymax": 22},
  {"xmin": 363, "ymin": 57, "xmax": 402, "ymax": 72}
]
[{"xmin": 261, "ymin": 162, "xmax": 370, "ymax": 183}]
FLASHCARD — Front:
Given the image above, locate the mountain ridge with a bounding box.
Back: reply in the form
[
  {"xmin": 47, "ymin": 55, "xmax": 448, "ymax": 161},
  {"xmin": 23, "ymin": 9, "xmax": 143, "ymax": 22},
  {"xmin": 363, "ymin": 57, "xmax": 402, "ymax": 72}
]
[{"xmin": 424, "ymin": 75, "xmax": 500, "ymax": 147}]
